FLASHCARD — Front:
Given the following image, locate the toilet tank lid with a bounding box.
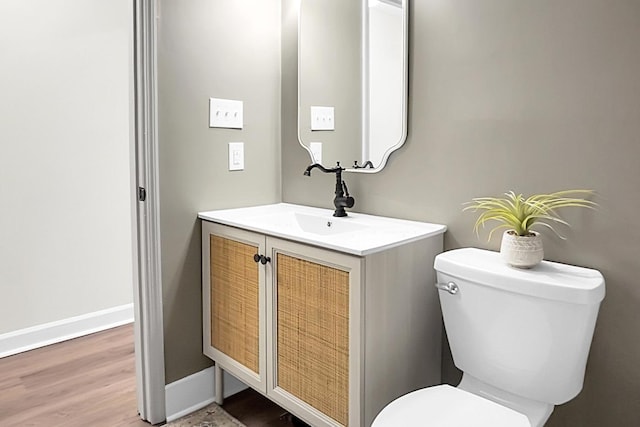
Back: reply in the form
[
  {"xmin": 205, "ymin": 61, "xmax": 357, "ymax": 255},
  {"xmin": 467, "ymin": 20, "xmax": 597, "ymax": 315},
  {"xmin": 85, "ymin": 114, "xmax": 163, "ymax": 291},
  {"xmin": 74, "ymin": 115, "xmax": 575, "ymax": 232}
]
[{"xmin": 434, "ymin": 248, "xmax": 605, "ymax": 305}]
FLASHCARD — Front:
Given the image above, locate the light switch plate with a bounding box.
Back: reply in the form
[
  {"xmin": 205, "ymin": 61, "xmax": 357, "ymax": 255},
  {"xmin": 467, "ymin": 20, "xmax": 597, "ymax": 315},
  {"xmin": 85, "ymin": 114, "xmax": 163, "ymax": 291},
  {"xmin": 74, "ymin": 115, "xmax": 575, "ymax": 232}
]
[
  {"xmin": 310, "ymin": 106, "xmax": 334, "ymax": 131},
  {"xmin": 309, "ymin": 142, "xmax": 323, "ymax": 164},
  {"xmin": 228, "ymin": 142, "xmax": 244, "ymax": 171},
  {"xmin": 210, "ymin": 98, "xmax": 243, "ymax": 129}
]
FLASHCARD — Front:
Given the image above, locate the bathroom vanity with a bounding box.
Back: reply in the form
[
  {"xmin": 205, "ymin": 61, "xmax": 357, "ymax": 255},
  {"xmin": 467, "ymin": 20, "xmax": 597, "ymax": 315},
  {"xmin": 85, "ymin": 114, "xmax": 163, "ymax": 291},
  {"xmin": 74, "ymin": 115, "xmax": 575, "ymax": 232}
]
[{"xmin": 199, "ymin": 204, "xmax": 446, "ymax": 427}]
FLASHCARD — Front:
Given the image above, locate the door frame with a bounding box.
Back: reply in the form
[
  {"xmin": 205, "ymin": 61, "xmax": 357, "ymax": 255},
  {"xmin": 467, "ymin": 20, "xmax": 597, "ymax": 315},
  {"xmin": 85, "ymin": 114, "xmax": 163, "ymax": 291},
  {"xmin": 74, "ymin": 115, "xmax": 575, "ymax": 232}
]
[{"xmin": 132, "ymin": 0, "xmax": 166, "ymax": 424}]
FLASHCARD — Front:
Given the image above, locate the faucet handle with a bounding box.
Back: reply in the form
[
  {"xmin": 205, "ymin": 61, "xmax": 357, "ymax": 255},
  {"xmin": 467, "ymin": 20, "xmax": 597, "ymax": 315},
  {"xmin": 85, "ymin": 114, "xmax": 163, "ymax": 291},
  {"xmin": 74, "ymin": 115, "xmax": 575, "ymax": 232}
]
[
  {"xmin": 342, "ymin": 180, "xmax": 350, "ymax": 197},
  {"xmin": 341, "ymin": 180, "xmax": 355, "ymax": 208}
]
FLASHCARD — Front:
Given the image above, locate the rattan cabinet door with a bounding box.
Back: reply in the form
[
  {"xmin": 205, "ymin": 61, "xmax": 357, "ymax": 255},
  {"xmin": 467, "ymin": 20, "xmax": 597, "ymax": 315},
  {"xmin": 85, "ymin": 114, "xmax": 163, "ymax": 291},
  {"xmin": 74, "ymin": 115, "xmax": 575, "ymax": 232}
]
[
  {"xmin": 274, "ymin": 251, "xmax": 353, "ymax": 427},
  {"xmin": 210, "ymin": 235, "xmax": 260, "ymax": 372},
  {"xmin": 202, "ymin": 222, "xmax": 267, "ymax": 393}
]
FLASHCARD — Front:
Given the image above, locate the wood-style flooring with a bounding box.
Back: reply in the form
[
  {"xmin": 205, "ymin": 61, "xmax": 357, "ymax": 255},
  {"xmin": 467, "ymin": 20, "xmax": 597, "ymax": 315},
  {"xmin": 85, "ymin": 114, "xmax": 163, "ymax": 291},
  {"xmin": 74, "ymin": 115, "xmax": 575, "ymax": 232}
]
[
  {"xmin": 0, "ymin": 324, "xmax": 304, "ymax": 427},
  {"xmin": 0, "ymin": 324, "xmax": 146, "ymax": 426}
]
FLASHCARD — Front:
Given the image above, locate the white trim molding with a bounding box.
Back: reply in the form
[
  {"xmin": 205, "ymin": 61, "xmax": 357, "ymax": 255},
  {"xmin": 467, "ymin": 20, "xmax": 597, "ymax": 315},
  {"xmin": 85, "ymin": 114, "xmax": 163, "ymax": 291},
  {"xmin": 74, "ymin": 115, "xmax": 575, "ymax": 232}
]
[
  {"xmin": 0, "ymin": 304, "xmax": 134, "ymax": 359},
  {"xmin": 133, "ymin": 0, "xmax": 167, "ymax": 424},
  {"xmin": 165, "ymin": 366, "xmax": 248, "ymax": 423}
]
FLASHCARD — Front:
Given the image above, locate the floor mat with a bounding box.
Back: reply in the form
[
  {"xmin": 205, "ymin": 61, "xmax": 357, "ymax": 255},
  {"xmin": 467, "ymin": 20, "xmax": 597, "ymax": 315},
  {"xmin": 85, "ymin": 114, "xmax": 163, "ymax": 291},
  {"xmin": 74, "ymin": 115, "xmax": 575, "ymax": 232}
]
[{"xmin": 166, "ymin": 402, "xmax": 246, "ymax": 427}]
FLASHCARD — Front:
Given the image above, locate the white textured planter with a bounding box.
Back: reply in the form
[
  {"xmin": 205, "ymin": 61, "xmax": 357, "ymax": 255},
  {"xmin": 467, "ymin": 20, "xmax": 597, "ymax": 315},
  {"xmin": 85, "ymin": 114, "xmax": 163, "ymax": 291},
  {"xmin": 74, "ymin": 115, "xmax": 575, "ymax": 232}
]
[{"xmin": 500, "ymin": 230, "xmax": 544, "ymax": 268}]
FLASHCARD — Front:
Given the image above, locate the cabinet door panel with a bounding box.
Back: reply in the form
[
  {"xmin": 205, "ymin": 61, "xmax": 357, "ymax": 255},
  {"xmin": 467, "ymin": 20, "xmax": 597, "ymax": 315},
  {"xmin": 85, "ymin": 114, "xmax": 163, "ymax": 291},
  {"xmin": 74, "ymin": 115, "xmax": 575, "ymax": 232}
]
[
  {"xmin": 276, "ymin": 253, "xmax": 350, "ymax": 426},
  {"xmin": 210, "ymin": 235, "xmax": 260, "ymax": 374}
]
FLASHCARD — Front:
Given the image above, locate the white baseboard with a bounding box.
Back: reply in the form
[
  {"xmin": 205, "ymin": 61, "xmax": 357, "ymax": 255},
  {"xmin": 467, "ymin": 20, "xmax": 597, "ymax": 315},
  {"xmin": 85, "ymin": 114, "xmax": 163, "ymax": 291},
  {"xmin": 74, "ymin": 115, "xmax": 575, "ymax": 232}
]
[
  {"xmin": 165, "ymin": 366, "xmax": 248, "ymax": 422},
  {"xmin": 0, "ymin": 303, "xmax": 134, "ymax": 359}
]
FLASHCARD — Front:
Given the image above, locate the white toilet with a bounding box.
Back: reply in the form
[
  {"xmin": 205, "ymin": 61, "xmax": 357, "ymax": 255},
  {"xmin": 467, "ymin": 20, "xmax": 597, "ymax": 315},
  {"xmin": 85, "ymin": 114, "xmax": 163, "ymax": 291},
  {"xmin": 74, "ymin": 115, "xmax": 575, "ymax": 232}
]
[{"xmin": 372, "ymin": 248, "xmax": 605, "ymax": 427}]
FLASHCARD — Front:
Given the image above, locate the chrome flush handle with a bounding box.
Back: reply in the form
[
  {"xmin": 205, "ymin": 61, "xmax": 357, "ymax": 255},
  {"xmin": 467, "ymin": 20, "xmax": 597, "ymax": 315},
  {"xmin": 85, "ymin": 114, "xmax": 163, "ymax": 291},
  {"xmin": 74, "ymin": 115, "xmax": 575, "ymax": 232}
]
[{"xmin": 435, "ymin": 281, "xmax": 459, "ymax": 295}]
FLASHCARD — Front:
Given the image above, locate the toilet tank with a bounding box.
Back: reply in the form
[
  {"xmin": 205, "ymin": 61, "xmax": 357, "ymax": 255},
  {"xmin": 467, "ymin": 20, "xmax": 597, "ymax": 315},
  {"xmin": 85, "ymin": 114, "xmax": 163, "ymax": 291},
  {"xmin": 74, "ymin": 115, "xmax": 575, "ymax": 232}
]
[{"xmin": 434, "ymin": 248, "xmax": 605, "ymax": 405}]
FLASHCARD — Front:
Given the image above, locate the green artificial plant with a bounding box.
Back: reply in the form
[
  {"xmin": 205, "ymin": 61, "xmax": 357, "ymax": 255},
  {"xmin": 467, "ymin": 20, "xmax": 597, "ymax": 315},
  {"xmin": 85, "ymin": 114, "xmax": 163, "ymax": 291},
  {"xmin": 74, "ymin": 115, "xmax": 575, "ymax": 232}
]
[{"xmin": 464, "ymin": 190, "xmax": 597, "ymax": 240}]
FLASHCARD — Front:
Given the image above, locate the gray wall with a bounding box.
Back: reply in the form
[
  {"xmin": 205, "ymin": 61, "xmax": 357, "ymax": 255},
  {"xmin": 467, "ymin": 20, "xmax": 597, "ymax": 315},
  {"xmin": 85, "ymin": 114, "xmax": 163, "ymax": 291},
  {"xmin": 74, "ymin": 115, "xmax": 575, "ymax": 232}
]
[
  {"xmin": 283, "ymin": 0, "xmax": 640, "ymax": 425},
  {"xmin": 157, "ymin": 0, "xmax": 281, "ymax": 383},
  {"xmin": 0, "ymin": 0, "xmax": 134, "ymax": 334}
]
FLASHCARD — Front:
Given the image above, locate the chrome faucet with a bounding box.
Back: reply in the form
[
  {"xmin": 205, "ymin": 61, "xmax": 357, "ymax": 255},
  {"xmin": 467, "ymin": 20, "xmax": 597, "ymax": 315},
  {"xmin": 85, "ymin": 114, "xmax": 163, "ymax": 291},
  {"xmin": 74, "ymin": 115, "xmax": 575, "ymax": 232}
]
[{"xmin": 303, "ymin": 162, "xmax": 355, "ymax": 217}]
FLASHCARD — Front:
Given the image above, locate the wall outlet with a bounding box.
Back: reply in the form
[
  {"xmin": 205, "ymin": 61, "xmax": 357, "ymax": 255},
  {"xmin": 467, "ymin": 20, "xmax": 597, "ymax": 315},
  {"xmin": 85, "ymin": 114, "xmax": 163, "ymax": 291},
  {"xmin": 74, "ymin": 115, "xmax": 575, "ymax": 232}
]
[
  {"xmin": 228, "ymin": 142, "xmax": 244, "ymax": 171},
  {"xmin": 310, "ymin": 106, "xmax": 334, "ymax": 131},
  {"xmin": 309, "ymin": 142, "xmax": 323, "ymax": 164},
  {"xmin": 210, "ymin": 98, "xmax": 243, "ymax": 129}
]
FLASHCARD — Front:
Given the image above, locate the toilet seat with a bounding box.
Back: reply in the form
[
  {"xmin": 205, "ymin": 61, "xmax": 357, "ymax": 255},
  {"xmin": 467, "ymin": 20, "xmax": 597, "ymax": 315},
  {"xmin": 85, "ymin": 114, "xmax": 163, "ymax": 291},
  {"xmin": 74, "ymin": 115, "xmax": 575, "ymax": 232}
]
[{"xmin": 372, "ymin": 385, "xmax": 531, "ymax": 426}]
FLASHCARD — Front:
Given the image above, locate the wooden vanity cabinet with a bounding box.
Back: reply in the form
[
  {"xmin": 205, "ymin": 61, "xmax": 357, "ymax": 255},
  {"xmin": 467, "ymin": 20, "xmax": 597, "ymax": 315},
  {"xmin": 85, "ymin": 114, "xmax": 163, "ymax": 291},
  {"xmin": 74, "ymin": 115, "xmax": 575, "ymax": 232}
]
[{"xmin": 202, "ymin": 220, "xmax": 443, "ymax": 427}]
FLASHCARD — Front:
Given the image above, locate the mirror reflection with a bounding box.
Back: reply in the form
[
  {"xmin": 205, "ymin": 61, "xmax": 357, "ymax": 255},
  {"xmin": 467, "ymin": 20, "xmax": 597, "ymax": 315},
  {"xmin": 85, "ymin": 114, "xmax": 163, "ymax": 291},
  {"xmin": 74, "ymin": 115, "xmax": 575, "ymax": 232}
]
[{"xmin": 298, "ymin": 0, "xmax": 407, "ymax": 173}]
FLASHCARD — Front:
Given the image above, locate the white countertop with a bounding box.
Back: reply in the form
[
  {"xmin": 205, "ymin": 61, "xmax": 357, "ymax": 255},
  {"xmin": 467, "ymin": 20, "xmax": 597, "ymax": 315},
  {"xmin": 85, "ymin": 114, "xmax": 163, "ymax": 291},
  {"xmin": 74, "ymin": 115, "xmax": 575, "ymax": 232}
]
[{"xmin": 198, "ymin": 203, "xmax": 447, "ymax": 256}]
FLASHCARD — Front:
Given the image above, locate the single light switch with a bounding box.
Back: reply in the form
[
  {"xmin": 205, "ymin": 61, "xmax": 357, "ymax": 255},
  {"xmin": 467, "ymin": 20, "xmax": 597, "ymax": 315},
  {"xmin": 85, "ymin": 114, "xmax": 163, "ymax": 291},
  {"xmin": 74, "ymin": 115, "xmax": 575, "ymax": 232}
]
[
  {"xmin": 210, "ymin": 98, "xmax": 243, "ymax": 129},
  {"xmin": 228, "ymin": 142, "xmax": 244, "ymax": 171},
  {"xmin": 309, "ymin": 142, "xmax": 323, "ymax": 164},
  {"xmin": 310, "ymin": 106, "xmax": 335, "ymax": 131}
]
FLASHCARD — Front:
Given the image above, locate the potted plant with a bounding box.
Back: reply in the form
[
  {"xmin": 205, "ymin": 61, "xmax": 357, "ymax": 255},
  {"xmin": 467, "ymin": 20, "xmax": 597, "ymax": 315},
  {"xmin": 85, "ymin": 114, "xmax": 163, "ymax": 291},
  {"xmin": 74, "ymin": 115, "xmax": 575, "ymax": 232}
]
[{"xmin": 464, "ymin": 190, "xmax": 597, "ymax": 268}]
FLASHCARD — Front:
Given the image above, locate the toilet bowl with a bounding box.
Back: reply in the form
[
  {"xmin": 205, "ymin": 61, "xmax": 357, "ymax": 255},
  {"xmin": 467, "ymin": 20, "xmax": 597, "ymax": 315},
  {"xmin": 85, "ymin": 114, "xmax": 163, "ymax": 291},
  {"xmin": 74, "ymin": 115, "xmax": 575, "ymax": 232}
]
[
  {"xmin": 372, "ymin": 248, "xmax": 605, "ymax": 427},
  {"xmin": 372, "ymin": 385, "xmax": 530, "ymax": 426}
]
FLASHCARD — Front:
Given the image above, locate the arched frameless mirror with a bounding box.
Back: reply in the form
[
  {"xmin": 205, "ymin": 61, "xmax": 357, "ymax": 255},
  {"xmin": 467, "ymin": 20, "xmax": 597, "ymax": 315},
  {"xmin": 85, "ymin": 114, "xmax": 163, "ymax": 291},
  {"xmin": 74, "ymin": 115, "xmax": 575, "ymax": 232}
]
[{"xmin": 297, "ymin": 0, "xmax": 408, "ymax": 173}]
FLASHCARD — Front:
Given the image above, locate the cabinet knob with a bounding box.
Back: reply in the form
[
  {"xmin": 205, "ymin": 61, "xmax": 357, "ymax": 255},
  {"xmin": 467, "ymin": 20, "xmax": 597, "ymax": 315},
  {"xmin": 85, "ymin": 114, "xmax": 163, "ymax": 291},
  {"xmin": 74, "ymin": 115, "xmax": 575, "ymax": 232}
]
[{"xmin": 253, "ymin": 254, "xmax": 271, "ymax": 265}]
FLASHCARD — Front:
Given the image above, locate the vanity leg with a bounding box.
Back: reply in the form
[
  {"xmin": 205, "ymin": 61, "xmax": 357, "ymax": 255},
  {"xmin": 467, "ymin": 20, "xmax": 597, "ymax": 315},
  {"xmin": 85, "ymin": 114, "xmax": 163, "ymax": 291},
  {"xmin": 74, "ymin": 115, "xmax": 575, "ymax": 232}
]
[{"xmin": 214, "ymin": 363, "xmax": 224, "ymax": 405}]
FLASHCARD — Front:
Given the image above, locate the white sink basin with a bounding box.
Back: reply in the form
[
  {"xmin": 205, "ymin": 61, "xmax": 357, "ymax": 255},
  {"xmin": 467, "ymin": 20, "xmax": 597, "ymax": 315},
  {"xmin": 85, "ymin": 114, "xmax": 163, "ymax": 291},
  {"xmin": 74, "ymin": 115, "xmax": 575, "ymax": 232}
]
[
  {"xmin": 241, "ymin": 211, "xmax": 368, "ymax": 236},
  {"xmin": 293, "ymin": 212, "xmax": 369, "ymax": 236},
  {"xmin": 198, "ymin": 203, "xmax": 446, "ymax": 256}
]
